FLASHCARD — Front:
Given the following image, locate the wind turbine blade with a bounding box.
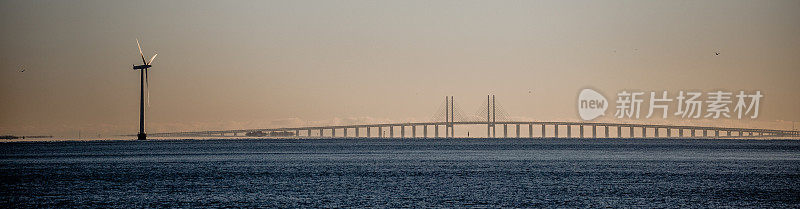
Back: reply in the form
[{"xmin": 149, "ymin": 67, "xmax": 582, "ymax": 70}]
[
  {"xmin": 137, "ymin": 38, "xmax": 146, "ymax": 64},
  {"xmin": 147, "ymin": 53, "xmax": 158, "ymax": 65}
]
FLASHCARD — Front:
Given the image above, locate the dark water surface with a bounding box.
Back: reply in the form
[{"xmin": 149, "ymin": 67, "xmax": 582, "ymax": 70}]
[{"xmin": 2, "ymin": 138, "xmax": 799, "ymax": 208}]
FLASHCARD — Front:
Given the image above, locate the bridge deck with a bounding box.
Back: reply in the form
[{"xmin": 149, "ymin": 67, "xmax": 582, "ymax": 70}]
[{"xmin": 149, "ymin": 121, "xmax": 799, "ymax": 138}]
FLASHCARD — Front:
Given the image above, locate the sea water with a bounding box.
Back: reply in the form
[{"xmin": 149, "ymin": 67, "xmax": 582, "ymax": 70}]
[{"xmin": 1, "ymin": 138, "xmax": 798, "ymax": 207}]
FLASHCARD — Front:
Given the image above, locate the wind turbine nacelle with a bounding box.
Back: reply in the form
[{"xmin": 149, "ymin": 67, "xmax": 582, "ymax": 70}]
[{"xmin": 133, "ymin": 64, "xmax": 152, "ymax": 70}]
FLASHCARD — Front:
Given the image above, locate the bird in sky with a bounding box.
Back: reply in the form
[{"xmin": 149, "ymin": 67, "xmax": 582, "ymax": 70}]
[
  {"xmin": 715, "ymin": 51, "xmax": 720, "ymax": 56},
  {"xmin": 18, "ymin": 65, "xmax": 25, "ymax": 72}
]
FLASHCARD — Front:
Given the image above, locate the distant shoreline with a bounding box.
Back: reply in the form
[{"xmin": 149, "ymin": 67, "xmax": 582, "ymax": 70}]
[{"xmin": 0, "ymin": 135, "xmax": 52, "ymax": 140}]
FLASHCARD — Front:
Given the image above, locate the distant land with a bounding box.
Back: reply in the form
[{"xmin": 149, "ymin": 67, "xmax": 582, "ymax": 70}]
[{"xmin": 0, "ymin": 135, "xmax": 53, "ymax": 140}]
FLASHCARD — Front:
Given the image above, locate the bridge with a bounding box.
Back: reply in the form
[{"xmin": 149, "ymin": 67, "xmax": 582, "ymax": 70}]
[{"xmin": 150, "ymin": 95, "xmax": 799, "ymax": 138}]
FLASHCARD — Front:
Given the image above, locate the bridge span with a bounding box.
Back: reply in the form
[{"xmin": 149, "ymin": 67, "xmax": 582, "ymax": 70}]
[
  {"xmin": 149, "ymin": 96, "xmax": 799, "ymax": 139},
  {"xmin": 150, "ymin": 121, "xmax": 799, "ymax": 139}
]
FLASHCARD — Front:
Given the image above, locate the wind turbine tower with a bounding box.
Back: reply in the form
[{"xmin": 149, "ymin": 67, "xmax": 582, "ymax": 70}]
[{"xmin": 132, "ymin": 39, "xmax": 157, "ymax": 140}]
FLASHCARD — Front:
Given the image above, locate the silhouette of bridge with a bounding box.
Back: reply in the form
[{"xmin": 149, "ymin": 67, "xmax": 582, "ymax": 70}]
[{"xmin": 150, "ymin": 95, "xmax": 799, "ymax": 138}]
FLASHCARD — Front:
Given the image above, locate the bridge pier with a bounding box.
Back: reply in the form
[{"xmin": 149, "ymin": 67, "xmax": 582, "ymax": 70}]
[
  {"xmin": 344, "ymin": 128, "xmax": 348, "ymax": 137},
  {"xmin": 592, "ymin": 126, "xmax": 597, "ymax": 138},
  {"xmin": 715, "ymin": 130, "xmax": 719, "ymax": 137},
  {"xmin": 390, "ymin": 126, "xmax": 394, "ymax": 138},
  {"xmin": 667, "ymin": 128, "xmax": 671, "ymax": 137},
  {"xmin": 424, "ymin": 125, "xmax": 428, "ymax": 138},
  {"xmin": 618, "ymin": 126, "xmax": 622, "ymax": 138},
  {"xmin": 703, "ymin": 130, "xmax": 707, "ymax": 137},
  {"xmin": 378, "ymin": 127, "xmax": 382, "ymax": 138},
  {"xmin": 367, "ymin": 127, "xmax": 370, "ymax": 138},
  {"xmin": 567, "ymin": 125, "xmax": 572, "ymax": 138},
  {"xmin": 541, "ymin": 125, "xmax": 546, "ymax": 138},
  {"xmin": 412, "ymin": 126, "xmax": 416, "ymax": 138},
  {"xmin": 504, "ymin": 124, "xmax": 508, "ymax": 138},
  {"xmin": 642, "ymin": 127, "xmax": 647, "ymax": 138},
  {"xmin": 655, "ymin": 128, "xmax": 659, "ymax": 138},
  {"xmin": 435, "ymin": 125, "xmax": 439, "ymax": 138},
  {"xmin": 401, "ymin": 126, "xmax": 405, "ymax": 138},
  {"xmin": 516, "ymin": 124, "xmax": 520, "ymax": 138},
  {"xmin": 629, "ymin": 126, "xmax": 634, "ymax": 138},
  {"xmin": 529, "ymin": 124, "xmax": 533, "ymax": 138},
  {"xmin": 605, "ymin": 126, "xmax": 609, "ymax": 138},
  {"xmin": 295, "ymin": 130, "xmax": 299, "ymax": 137},
  {"xmin": 579, "ymin": 125, "xmax": 583, "ymax": 138},
  {"xmin": 555, "ymin": 125, "xmax": 559, "ymax": 138}
]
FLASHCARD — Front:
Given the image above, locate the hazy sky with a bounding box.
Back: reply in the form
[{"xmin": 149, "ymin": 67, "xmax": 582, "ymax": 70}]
[{"xmin": 1, "ymin": 0, "xmax": 799, "ymax": 137}]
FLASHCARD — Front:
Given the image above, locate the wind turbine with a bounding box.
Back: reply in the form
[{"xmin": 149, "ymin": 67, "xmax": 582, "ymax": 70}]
[{"xmin": 133, "ymin": 38, "xmax": 157, "ymax": 140}]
